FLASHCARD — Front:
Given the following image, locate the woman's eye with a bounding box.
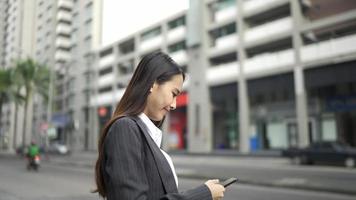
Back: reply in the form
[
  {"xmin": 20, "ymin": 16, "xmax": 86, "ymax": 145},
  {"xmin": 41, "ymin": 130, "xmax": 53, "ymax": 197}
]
[{"xmin": 172, "ymin": 92, "xmax": 177, "ymax": 97}]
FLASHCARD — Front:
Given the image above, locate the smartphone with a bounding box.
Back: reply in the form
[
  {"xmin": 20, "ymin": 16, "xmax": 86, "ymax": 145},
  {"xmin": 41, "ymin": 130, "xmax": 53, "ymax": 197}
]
[{"xmin": 221, "ymin": 177, "xmax": 238, "ymax": 187}]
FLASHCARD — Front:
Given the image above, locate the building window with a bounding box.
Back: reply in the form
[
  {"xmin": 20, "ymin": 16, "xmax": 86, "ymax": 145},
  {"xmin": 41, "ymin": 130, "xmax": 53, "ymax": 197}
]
[
  {"xmin": 168, "ymin": 40, "xmax": 186, "ymax": 53},
  {"xmin": 118, "ymin": 60, "xmax": 134, "ymax": 75},
  {"xmin": 99, "ymin": 48, "xmax": 113, "ymax": 58},
  {"xmin": 119, "ymin": 39, "xmax": 135, "ymax": 55},
  {"xmin": 99, "ymin": 86, "xmax": 112, "ymax": 94},
  {"xmin": 211, "ymin": 23, "xmax": 236, "ymax": 39},
  {"xmin": 85, "ymin": 1, "xmax": 93, "ymax": 21},
  {"xmin": 168, "ymin": 16, "xmax": 185, "ymax": 30},
  {"xmin": 216, "ymin": 0, "xmax": 235, "ymax": 11},
  {"xmin": 117, "ymin": 82, "xmax": 126, "ymax": 89},
  {"xmin": 141, "ymin": 26, "xmax": 161, "ymax": 41},
  {"xmin": 99, "ymin": 66, "xmax": 113, "ymax": 76}
]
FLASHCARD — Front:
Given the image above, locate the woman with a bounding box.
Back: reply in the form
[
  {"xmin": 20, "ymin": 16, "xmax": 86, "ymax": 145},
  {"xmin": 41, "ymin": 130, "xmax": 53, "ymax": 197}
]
[{"xmin": 94, "ymin": 52, "xmax": 225, "ymax": 200}]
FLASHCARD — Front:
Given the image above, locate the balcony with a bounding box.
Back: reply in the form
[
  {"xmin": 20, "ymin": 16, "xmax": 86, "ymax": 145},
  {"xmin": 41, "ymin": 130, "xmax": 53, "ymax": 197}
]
[
  {"xmin": 245, "ymin": 17, "xmax": 292, "ymax": 44},
  {"xmin": 99, "ymin": 55, "xmax": 115, "ymax": 69},
  {"xmin": 301, "ymin": 34, "xmax": 356, "ymax": 63},
  {"xmin": 57, "ymin": 11, "xmax": 71, "ymax": 22},
  {"xmin": 55, "ymin": 37, "xmax": 71, "ymax": 48},
  {"xmin": 243, "ymin": 0, "xmax": 288, "ymax": 17},
  {"xmin": 58, "ymin": 0, "xmax": 73, "ymax": 10},
  {"xmin": 210, "ymin": 34, "xmax": 238, "ymax": 55},
  {"xmin": 93, "ymin": 93, "xmax": 113, "ymax": 107},
  {"xmin": 54, "ymin": 50, "xmax": 71, "ymax": 62},
  {"xmin": 98, "ymin": 74, "xmax": 115, "ymax": 87},
  {"xmin": 244, "ymin": 49, "xmax": 294, "ymax": 74},
  {"xmin": 208, "ymin": 61, "xmax": 239, "ymax": 85},
  {"xmin": 167, "ymin": 26, "xmax": 186, "ymax": 43},
  {"xmin": 214, "ymin": 6, "xmax": 237, "ymax": 23},
  {"xmin": 56, "ymin": 24, "xmax": 71, "ymax": 35},
  {"xmin": 170, "ymin": 50, "xmax": 187, "ymax": 65},
  {"xmin": 139, "ymin": 36, "xmax": 163, "ymax": 52}
]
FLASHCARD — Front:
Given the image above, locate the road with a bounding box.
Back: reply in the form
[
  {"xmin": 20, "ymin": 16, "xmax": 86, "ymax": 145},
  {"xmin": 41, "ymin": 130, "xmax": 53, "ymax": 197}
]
[
  {"xmin": 173, "ymin": 155, "xmax": 356, "ymax": 194},
  {"xmin": 0, "ymin": 156, "xmax": 355, "ymax": 200}
]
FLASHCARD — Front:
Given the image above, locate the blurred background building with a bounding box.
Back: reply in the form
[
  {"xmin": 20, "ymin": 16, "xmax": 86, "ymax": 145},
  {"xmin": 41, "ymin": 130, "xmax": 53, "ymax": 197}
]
[
  {"xmin": 0, "ymin": 0, "xmax": 37, "ymax": 151},
  {"xmin": 1, "ymin": 0, "xmax": 356, "ymax": 154},
  {"xmin": 0, "ymin": 0, "xmax": 102, "ymax": 152},
  {"xmin": 92, "ymin": 0, "xmax": 356, "ymax": 153}
]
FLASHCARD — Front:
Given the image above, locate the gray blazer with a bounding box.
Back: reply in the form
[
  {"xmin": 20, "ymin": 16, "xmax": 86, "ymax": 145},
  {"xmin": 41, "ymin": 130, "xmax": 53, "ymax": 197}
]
[{"xmin": 102, "ymin": 116, "xmax": 212, "ymax": 200}]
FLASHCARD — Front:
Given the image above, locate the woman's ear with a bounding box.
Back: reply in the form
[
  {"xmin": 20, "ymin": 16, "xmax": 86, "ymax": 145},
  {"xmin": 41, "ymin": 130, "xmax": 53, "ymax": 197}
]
[{"xmin": 150, "ymin": 82, "xmax": 158, "ymax": 93}]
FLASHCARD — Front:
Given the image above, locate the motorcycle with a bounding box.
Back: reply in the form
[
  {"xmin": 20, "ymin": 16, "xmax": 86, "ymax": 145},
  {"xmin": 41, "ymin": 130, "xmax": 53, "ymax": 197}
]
[{"xmin": 27, "ymin": 155, "xmax": 40, "ymax": 171}]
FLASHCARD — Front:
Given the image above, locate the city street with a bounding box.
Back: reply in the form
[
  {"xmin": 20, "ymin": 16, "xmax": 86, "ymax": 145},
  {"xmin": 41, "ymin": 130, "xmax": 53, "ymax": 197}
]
[
  {"xmin": 1, "ymin": 156, "xmax": 355, "ymax": 200},
  {"xmin": 173, "ymin": 155, "xmax": 356, "ymax": 194}
]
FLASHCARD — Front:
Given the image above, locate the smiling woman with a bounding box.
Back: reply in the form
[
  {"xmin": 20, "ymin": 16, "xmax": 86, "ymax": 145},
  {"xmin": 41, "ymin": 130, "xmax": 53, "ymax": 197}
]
[{"xmin": 93, "ymin": 52, "xmax": 226, "ymax": 200}]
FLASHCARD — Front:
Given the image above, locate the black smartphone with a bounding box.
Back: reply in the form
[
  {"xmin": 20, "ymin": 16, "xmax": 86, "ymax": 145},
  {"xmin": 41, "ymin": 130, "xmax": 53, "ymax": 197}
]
[{"xmin": 221, "ymin": 177, "xmax": 238, "ymax": 187}]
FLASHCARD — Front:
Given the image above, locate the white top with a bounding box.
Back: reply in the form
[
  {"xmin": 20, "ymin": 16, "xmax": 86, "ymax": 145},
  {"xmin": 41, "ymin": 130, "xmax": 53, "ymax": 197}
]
[{"xmin": 138, "ymin": 113, "xmax": 178, "ymax": 187}]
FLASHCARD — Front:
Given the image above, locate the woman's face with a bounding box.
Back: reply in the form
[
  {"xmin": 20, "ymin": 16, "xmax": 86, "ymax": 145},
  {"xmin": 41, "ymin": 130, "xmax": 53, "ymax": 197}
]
[{"xmin": 144, "ymin": 74, "xmax": 183, "ymax": 121}]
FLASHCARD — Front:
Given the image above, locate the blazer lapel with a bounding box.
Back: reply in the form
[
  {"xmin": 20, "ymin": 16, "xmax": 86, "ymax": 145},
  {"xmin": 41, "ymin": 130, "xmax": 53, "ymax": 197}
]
[{"xmin": 130, "ymin": 116, "xmax": 178, "ymax": 193}]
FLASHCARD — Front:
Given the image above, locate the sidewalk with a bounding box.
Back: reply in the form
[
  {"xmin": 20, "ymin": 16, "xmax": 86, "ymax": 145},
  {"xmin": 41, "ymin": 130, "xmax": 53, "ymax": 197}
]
[{"xmin": 2, "ymin": 150, "xmax": 356, "ymax": 195}]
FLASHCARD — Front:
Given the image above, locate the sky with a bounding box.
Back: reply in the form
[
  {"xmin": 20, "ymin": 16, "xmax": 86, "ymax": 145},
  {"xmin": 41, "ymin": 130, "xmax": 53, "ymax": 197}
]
[{"xmin": 102, "ymin": 0, "xmax": 189, "ymax": 46}]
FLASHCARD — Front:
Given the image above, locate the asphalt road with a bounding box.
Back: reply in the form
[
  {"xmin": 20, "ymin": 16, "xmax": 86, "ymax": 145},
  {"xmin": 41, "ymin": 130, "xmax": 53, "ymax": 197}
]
[
  {"xmin": 0, "ymin": 156, "xmax": 355, "ymax": 200},
  {"xmin": 173, "ymin": 155, "xmax": 356, "ymax": 194}
]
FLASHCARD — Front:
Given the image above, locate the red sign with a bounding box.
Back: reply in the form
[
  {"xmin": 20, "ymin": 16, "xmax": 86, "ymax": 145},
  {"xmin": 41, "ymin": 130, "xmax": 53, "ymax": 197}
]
[{"xmin": 176, "ymin": 92, "xmax": 188, "ymax": 107}]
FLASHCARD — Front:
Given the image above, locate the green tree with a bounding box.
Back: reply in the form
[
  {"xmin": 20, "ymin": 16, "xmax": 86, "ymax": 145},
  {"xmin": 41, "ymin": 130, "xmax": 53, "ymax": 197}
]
[
  {"xmin": 15, "ymin": 58, "xmax": 50, "ymax": 147},
  {"xmin": 0, "ymin": 68, "xmax": 25, "ymax": 148}
]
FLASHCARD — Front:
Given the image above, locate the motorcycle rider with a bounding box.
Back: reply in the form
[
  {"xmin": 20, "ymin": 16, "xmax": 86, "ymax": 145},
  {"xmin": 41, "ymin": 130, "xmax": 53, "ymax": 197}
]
[{"xmin": 26, "ymin": 141, "xmax": 40, "ymax": 170}]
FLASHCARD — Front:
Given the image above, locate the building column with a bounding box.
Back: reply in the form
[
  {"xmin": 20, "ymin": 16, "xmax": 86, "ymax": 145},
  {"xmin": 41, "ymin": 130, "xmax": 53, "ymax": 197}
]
[
  {"xmin": 186, "ymin": 0, "xmax": 212, "ymax": 153},
  {"xmin": 236, "ymin": 0, "xmax": 250, "ymax": 153},
  {"xmin": 89, "ymin": 53, "xmax": 100, "ymax": 151},
  {"xmin": 291, "ymin": 0, "xmax": 309, "ymax": 147}
]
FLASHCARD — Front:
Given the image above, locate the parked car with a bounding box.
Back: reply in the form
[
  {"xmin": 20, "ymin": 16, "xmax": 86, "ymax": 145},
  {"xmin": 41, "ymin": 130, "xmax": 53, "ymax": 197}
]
[
  {"xmin": 47, "ymin": 143, "xmax": 70, "ymax": 155},
  {"xmin": 282, "ymin": 141, "xmax": 356, "ymax": 168}
]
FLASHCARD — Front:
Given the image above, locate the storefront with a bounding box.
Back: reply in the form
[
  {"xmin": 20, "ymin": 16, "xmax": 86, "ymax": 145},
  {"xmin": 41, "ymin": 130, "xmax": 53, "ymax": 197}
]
[
  {"xmin": 210, "ymin": 83, "xmax": 239, "ymax": 150},
  {"xmin": 168, "ymin": 92, "xmax": 188, "ymax": 150},
  {"xmin": 305, "ymin": 61, "xmax": 356, "ymax": 146},
  {"xmin": 248, "ymin": 73, "xmax": 297, "ymax": 150}
]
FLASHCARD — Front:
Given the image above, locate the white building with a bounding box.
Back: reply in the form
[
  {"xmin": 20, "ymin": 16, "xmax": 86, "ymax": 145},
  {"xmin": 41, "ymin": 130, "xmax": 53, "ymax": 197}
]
[
  {"xmin": 0, "ymin": 0, "xmax": 102, "ymax": 153},
  {"xmin": 91, "ymin": 0, "xmax": 356, "ymax": 153}
]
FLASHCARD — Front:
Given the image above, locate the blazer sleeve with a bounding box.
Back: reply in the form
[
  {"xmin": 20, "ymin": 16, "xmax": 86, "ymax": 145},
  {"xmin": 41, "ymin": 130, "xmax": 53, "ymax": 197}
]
[
  {"xmin": 104, "ymin": 118, "xmax": 149, "ymax": 200},
  {"xmin": 160, "ymin": 184, "xmax": 213, "ymax": 200}
]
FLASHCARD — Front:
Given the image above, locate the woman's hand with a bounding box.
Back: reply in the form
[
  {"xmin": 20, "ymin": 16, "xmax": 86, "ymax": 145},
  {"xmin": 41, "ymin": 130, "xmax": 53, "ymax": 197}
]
[{"xmin": 205, "ymin": 179, "xmax": 225, "ymax": 200}]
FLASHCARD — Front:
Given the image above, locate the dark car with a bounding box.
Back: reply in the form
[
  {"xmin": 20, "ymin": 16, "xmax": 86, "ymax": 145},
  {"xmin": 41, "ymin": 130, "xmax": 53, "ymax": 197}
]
[{"xmin": 282, "ymin": 141, "xmax": 356, "ymax": 168}]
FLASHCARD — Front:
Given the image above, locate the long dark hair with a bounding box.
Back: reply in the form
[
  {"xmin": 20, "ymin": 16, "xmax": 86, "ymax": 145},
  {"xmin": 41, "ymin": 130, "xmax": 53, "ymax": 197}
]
[{"xmin": 94, "ymin": 51, "xmax": 185, "ymax": 197}]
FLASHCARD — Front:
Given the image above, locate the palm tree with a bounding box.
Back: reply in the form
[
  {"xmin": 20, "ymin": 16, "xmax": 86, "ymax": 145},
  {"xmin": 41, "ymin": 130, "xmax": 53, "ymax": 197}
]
[
  {"xmin": 15, "ymin": 58, "xmax": 50, "ymax": 147},
  {"xmin": 0, "ymin": 68, "xmax": 25, "ymax": 148}
]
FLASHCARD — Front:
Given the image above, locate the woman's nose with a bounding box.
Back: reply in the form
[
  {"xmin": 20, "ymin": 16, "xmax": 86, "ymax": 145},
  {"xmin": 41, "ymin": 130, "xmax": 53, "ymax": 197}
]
[{"xmin": 170, "ymin": 99, "xmax": 177, "ymax": 110}]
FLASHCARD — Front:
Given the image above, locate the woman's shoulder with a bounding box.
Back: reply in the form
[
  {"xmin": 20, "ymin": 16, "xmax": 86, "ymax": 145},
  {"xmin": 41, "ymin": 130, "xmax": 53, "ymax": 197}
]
[{"xmin": 109, "ymin": 116, "xmax": 139, "ymax": 131}]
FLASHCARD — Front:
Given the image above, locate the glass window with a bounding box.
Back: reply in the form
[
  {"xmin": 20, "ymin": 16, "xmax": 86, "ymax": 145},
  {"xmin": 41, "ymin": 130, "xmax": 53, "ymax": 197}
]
[
  {"xmin": 216, "ymin": 0, "xmax": 235, "ymax": 11},
  {"xmin": 99, "ymin": 86, "xmax": 112, "ymax": 93},
  {"xmin": 118, "ymin": 59, "xmax": 134, "ymax": 75},
  {"xmin": 168, "ymin": 40, "xmax": 186, "ymax": 53},
  {"xmin": 168, "ymin": 16, "xmax": 185, "ymax": 30},
  {"xmin": 212, "ymin": 23, "xmax": 236, "ymax": 38},
  {"xmin": 99, "ymin": 66, "xmax": 113, "ymax": 76},
  {"xmin": 141, "ymin": 26, "xmax": 161, "ymax": 41}
]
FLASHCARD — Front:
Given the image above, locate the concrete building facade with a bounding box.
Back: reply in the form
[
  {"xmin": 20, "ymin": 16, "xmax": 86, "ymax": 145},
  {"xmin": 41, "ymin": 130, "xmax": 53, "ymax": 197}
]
[
  {"xmin": 0, "ymin": 0, "xmax": 37, "ymax": 151},
  {"xmin": 0, "ymin": 0, "xmax": 102, "ymax": 153},
  {"xmin": 91, "ymin": 0, "xmax": 356, "ymax": 153}
]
